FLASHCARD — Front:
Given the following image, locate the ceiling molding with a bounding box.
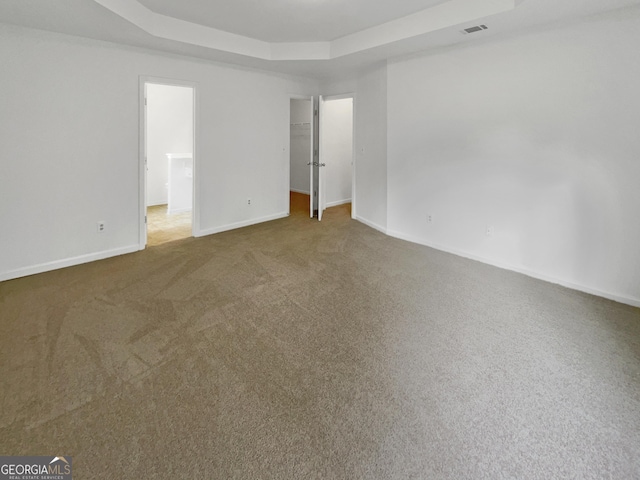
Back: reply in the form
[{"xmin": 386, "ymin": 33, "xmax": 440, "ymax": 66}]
[
  {"xmin": 331, "ymin": 0, "xmax": 515, "ymax": 58},
  {"xmin": 93, "ymin": 0, "xmax": 517, "ymax": 61}
]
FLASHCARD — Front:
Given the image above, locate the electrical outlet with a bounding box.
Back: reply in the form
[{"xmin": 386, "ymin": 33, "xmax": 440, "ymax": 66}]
[
  {"xmin": 427, "ymin": 214, "xmax": 433, "ymax": 224},
  {"xmin": 97, "ymin": 221, "xmax": 106, "ymax": 233},
  {"xmin": 485, "ymin": 225, "xmax": 494, "ymax": 237},
  {"xmin": 247, "ymin": 198, "xmax": 251, "ymax": 206}
]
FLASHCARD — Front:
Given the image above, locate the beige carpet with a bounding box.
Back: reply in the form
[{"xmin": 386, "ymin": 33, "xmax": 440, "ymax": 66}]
[{"xmin": 1, "ymin": 204, "xmax": 639, "ymax": 479}]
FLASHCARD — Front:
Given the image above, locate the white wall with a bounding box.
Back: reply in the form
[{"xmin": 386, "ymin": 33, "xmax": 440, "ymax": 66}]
[
  {"xmin": 322, "ymin": 97, "xmax": 353, "ymax": 207},
  {"xmin": 167, "ymin": 154, "xmax": 193, "ymax": 214},
  {"xmin": 0, "ymin": 24, "xmax": 316, "ymax": 280},
  {"xmin": 353, "ymin": 65, "xmax": 388, "ymax": 232},
  {"xmin": 146, "ymin": 84, "xmax": 193, "ymax": 207},
  {"xmin": 387, "ymin": 8, "xmax": 640, "ymax": 305},
  {"xmin": 4, "ymin": 11, "xmax": 639, "ymax": 307},
  {"xmin": 289, "ymin": 98, "xmax": 312, "ymax": 194}
]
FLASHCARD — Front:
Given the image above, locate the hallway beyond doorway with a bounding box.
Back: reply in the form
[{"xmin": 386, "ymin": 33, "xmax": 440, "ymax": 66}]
[
  {"xmin": 147, "ymin": 205, "xmax": 192, "ymax": 246},
  {"xmin": 290, "ymin": 191, "xmax": 310, "ymax": 217},
  {"xmin": 290, "ymin": 191, "xmax": 351, "ymax": 218}
]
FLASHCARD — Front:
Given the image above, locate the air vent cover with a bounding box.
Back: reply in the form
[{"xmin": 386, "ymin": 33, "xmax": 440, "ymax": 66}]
[{"xmin": 462, "ymin": 25, "xmax": 488, "ymax": 34}]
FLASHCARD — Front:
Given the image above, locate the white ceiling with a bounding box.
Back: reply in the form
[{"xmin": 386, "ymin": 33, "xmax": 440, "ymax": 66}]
[
  {"xmin": 1, "ymin": 0, "xmax": 639, "ymax": 80},
  {"xmin": 93, "ymin": 0, "xmax": 519, "ymax": 61},
  {"xmin": 138, "ymin": 0, "xmax": 449, "ymax": 43}
]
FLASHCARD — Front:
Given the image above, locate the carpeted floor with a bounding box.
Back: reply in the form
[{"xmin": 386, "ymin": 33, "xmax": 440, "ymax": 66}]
[{"xmin": 1, "ymin": 202, "xmax": 639, "ymax": 479}]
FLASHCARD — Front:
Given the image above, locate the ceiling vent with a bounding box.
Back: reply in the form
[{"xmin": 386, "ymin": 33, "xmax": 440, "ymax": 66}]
[{"xmin": 462, "ymin": 24, "xmax": 488, "ymax": 35}]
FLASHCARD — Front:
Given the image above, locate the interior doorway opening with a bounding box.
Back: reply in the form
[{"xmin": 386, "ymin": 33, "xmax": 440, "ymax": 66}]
[
  {"xmin": 288, "ymin": 94, "xmax": 355, "ymax": 222},
  {"xmin": 318, "ymin": 95, "xmax": 354, "ymax": 221},
  {"xmin": 141, "ymin": 80, "xmax": 195, "ymax": 247},
  {"xmin": 289, "ymin": 96, "xmax": 313, "ymax": 217}
]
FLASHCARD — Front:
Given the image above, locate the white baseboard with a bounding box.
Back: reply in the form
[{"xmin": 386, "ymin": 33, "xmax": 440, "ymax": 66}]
[
  {"xmin": 386, "ymin": 229, "xmax": 640, "ymax": 308},
  {"xmin": 168, "ymin": 207, "xmax": 192, "ymax": 215},
  {"xmin": 290, "ymin": 188, "xmax": 310, "ymax": 195},
  {"xmin": 355, "ymin": 216, "xmax": 387, "ymax": 235},
  {"xmin": 196, "ymin": 212, "xmax": 289, "ymax": 237},
  {"xmin": 0, "ymin": 245, "xmax": 140, "ymax": 283},
  {"xmin": 326, "ymin": 198, "xmax": 351, "ymax": 208}
]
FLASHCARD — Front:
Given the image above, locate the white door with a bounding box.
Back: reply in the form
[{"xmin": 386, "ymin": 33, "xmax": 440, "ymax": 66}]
[
  {"xmin": 317, "ymin": 95, "xmax": 327, "ymax": 221},
  {"xmin": 142, "ymin": 82, "xmax": 149, "ymax": 246},
  {"xmin": 307, "ymin": 95, "xmax": 314, "ymax": 218}
]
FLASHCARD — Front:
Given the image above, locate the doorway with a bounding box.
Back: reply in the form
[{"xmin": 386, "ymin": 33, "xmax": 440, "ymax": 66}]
[
  {"xmin": 289, "ymin": 96, "xmax": 314, "ymax": 217},
  {"xmin": 140, "ymin": 79, "xmax": 196, "ymax": 247},
  {"xmin": 319, "ymin": 95, "xmax": 354, "ymax": 219},
  {"xmin": 317, "ymin": 94, "xmax": 354, "ymax": 221},
  {"xmin": 288, "ymin": 94, "xmax": 355, "ymax": 222}
]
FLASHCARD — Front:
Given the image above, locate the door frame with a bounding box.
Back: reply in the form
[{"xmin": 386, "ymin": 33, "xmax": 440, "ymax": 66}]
[
  {"xmin": 318, "ymin": 92, "xmax": 356, "ymax": 220},
  {"xmin": 288, "ymin": 94, "xmax": 314, "ymax": 217},
  {"xmin": 138, "ymin": 76, "xmax": 198, "ymax": 249}
]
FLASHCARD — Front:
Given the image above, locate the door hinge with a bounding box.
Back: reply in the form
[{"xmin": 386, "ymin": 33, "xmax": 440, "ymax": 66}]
[
  {"xmin": 144, "ymin": 97, "xmax": 147, "ymax": 106},
  {"xmin": 145, "ymin": 215, "xmax": 147, "ymax": 224},
  {"xmin": 314, "ymin": 109, "xmax": 318, "ymax": 116}
]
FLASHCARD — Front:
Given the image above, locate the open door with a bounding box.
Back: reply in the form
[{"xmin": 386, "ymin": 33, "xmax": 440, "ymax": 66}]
[
  {"xmin": 310, "ymin": 94, "xmax": 352, "ymax": 222},
  {"xmin": 317, "ymin": 95, "xmax": 327, "ymax": 221},
  {"xmin": 141, "ymin": 82, "xmax": 149, "ymax": 247},
  {"xmin": 308, "ymin": 95, "xmax": 314, "ymax": 218}
]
